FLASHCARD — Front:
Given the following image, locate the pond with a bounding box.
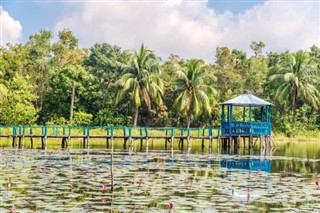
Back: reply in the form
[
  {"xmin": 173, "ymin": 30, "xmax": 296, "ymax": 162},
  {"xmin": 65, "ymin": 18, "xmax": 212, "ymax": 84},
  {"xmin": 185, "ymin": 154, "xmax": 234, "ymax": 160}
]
[{"xmin": 1, "ymin": 139, "xmax": 320, "ymax": 212}]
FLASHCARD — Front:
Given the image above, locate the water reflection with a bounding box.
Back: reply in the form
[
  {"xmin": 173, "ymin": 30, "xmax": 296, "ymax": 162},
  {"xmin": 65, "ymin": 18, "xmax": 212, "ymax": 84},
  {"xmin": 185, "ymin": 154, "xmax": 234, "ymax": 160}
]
[{"xmin": 1, "ymin": 142, "xmax": 320, "ymax": 212}]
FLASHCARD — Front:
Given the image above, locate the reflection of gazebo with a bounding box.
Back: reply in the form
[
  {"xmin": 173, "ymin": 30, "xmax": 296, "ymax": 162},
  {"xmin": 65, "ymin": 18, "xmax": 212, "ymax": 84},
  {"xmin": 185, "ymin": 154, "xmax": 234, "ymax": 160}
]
[
  {"xmin": 220, "ymin": 159, "xmax": 271, "ymax": 172},
  {"xmin": 220, "ymin": 91, "xmax": 273, "ymax": 148}
]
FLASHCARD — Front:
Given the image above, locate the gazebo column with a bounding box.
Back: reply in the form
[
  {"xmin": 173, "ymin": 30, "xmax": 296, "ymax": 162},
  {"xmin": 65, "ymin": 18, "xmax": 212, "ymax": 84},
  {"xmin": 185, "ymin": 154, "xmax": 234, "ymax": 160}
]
[
  {"xmin": 221, "ymin": 105, "xmax": 225, "ymax": 135},
  {"xmin": 229, "ymin": 105, "xmax": 233, "ymax": 148},
  {"xmin": 249, "ymin": 105, "xmax": 253, "ymax": 148}
]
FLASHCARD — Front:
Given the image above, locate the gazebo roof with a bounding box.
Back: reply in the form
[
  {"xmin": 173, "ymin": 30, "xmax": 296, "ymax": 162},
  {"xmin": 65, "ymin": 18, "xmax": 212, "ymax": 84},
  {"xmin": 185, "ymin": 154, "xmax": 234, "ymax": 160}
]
[{"xmin": 221, "ymin": 91, "xmax": 273, "ymax": 107}]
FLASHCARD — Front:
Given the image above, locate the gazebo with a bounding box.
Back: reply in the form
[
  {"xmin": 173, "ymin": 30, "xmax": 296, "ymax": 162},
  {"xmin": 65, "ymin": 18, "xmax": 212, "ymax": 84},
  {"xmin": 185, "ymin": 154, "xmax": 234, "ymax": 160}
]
[{"xmin": 220, "ymin": 91, "xmax": 273, "ymax": 148}]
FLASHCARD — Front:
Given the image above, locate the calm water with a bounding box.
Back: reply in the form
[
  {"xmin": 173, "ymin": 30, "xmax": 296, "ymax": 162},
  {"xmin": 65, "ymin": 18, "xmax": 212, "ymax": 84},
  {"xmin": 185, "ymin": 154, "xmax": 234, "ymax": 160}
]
[{"xmin": 1, "ymin": 139, "xmax": 320, "ymax": 212}]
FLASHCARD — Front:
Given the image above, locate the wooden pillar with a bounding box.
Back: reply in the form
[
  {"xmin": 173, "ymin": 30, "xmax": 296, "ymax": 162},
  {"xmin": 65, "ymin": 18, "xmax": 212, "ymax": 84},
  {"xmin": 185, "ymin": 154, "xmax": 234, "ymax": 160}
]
[
  {"xmin": 110, "ymin": 136, "xmax": 114, "ymax": 192},
  {"xmin": 21, "ymin": 135, "xmax": 25, "ymax": 147},
  {"xmin": 86, "ymin": 136, "xmax": 90, "ymax": 149},
  {"xmin": 249, "ymin": 135, "xmax": 253, "ymax": 149},
  {"xmin": 123, "ymin": 138, "xmax": 127, "ymax": 148},
  {"xmin": 106, "ymin": 137, "xmax": 109, "ymax": 149},
  {"xmin": 187, "ymin": 136, "xmax": 191, "ymax": 149},
  {"xmin": 217, "ymin": 136, "xmax": 220, "ymax": 148},
  {"xmin": 82, "ymin": 137, "xmax": 86, "ymax": 148},
  {"xmin": 165, "ymin": 138, "xmax": 168, "ymax": 150},
  {"xmin": 67, "ymin": 136, "xmax": 71, "ymax": 148},
  {"xmin": 42, "ymin": 136, "xmax": 47, "ymax": 150},
  {"xmin": 237, "ymin": 135, "xmax": 241, "ymax": 148},
  {"xmin": 209, "ymin": 136, "xmax": 212, "ymax": 150},
  {"xmin": 140, "ymin": 138, "xmax": 143, "ymax": 150},
  {"xmin": 30, "ymin": 137, "xmax": 34, "ymax": 149},
  {"xmin": 201, "ymin": 137, "xmax": 205, "ymax": 150}
]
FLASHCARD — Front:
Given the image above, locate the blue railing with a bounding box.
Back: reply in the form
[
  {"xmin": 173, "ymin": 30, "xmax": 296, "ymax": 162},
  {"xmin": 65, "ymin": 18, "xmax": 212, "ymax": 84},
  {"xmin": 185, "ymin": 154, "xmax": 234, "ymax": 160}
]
[
  {"xmin": 0, "ymin": 126, "xmax": 222, "ymax": 138},
  {"xmin": 222, "ymin": 121, "xmax": 271, "ymax": 136}
]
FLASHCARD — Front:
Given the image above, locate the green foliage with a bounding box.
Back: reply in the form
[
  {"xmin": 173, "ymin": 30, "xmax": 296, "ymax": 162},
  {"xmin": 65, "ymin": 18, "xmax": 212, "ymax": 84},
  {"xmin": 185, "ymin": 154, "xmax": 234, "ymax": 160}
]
[
  {"xmin": 73, "ymin": 111, "xmax": 93, "ymax": 126},
  {"xmin": 0, "ymin": 28, "xmax": 319, "ymax": 135},
  {"xmin": 173, "ymin": 59, "xmax": 216, "ymax": 128},
  {"xmin": 115, "ymin": 44, "xmax": 164, "ymax": 126}
]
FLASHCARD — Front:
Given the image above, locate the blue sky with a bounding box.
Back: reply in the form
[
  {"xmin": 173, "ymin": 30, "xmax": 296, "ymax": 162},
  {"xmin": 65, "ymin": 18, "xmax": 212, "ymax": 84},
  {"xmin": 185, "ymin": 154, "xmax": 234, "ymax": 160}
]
[
  {"xmin": 3, "ymin": 0, "xmax": 265, "ymax": 41},
  {"xmin": 1, "ymin": 0, "xmax": 319, "ymax": 60}
]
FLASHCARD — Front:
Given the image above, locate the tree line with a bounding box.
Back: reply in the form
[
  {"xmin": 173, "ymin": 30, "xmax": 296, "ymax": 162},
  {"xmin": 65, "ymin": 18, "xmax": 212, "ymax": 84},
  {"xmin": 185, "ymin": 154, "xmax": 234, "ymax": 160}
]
[{"xmin": 0, "ymin": 30, "xmax": 319, "ymax": 136}]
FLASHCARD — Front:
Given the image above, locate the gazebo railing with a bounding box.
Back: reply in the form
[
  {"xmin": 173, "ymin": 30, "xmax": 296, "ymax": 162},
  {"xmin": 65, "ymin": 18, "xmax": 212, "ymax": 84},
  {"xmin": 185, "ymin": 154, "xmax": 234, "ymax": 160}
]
[{"xmin": 222, "ymin": 121, "xmax": 271, "ymax": 136}]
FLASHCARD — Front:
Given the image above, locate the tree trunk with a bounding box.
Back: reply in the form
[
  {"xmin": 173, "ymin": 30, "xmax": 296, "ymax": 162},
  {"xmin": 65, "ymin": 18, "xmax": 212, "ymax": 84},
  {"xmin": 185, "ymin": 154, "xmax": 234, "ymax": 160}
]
[
  {"xmin": 187, "ymin": 110, "xmax": 192, "ymax": 128},
  {"xmin": 291, "ymin": 85, "xmax": 297, "ymax": 123},
  {"xmin": 70, "ymin": 81, "xmax": 76, "ymax": 125},
  {"xmin": 133, "ymin": 107, "xmax": 139, "ymax": 127},
  {"xmin": 292, "ymin": 96, "xmax": 297, "ymax": 123}
]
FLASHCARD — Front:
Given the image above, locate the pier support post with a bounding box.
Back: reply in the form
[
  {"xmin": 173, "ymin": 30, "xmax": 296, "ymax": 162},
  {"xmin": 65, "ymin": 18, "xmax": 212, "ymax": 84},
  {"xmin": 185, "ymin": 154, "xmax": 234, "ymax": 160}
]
[
  {"xmin": 201, "ymin": 137, "xmax": 205, "ymax": 150},
  {"xmin": 140, "ymin": 138, "xmax": 143, "ymax": 150},
  {"xmin": 67, "ymin": 137, "xmax": 71, "ymax": 148},
  {"xmin": 21, "ymin": 135, "xmax": 25, "ymax": 148},
  {"xmin": 106, "ymin": 137, "xmax": 109, "ymax": 149},
  {"xmin": 86, "ymin": 136, "xmax": 90, "ymax": 149},
  {"xmin": 237, "ymin": 135, "xmax": 241, "ymax": 148},
  {"xmin": 217, "ymin": 136, "xmax": 220, "ymax": 148},
  {"xmin": 209, "ymin": 136, "xmax": 212, "ymax": 150},
  {"xmin": 42, "ymin": 136, "xmax": 47, "ymax": 150},
  {"xmin": 165, "ymin": 138, "xmax": 168, "ymax": 150},
  {"xmin": 249, "ymin": 135, "xmax": 253, "ymax": 149},
  {"xmin": 30, "ymin": 137, "xmax": 34, "ymax": 149},
  {"xmin": 187, "ymin": 137, "xmax": 191, "ymax": 149}
]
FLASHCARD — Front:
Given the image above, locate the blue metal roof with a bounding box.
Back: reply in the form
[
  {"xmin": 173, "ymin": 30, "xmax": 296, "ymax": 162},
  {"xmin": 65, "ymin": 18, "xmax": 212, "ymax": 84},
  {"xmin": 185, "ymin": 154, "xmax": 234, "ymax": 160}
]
[{"xmin": 222, "ymin": 91, "xmax": 273, "ymax": 106}]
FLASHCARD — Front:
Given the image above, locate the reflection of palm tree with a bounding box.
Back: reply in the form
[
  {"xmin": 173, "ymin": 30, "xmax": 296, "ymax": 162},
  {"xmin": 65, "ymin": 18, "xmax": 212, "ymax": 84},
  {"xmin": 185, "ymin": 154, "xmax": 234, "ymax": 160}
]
[
  {"xmin": 115, "ymin": 44, "xmax": 164, "ymax": 126},
  {"xmin": 270, "ymin": 51, "xmax": 320, "ymax": 122},
  {"xmin": 173, "ymin": 59, "xmax": 215, "ymax": 128}
]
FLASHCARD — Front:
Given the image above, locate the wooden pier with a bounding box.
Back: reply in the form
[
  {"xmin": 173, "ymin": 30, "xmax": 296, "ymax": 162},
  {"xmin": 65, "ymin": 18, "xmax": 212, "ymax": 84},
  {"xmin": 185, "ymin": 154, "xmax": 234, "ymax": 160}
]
[{"xmin": 0, "ymin": 125, "xmax": 272, "ymax": 151}]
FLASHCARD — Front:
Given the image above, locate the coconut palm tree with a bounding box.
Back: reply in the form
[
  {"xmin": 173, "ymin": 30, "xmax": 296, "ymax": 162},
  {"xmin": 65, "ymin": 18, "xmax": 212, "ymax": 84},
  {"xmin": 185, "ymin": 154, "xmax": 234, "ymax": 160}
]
[
  {"xmin": 173, "ymin": 59, "xmax": 215, "ymax": 128},
  {"xmin": 115, "ymin": 44, "xmax": 164, "ymax": 126},
  {"xmin": 270, "ymin": 51, "xmax": 320, "ymax": 122}
]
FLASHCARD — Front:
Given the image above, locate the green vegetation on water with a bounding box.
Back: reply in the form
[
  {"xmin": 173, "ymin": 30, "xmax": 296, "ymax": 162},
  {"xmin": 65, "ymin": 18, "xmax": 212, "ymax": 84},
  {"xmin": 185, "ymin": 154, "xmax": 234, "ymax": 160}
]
[{"xmin": 1, "ymin": 30, "xmax": 320, "ymax": 137}]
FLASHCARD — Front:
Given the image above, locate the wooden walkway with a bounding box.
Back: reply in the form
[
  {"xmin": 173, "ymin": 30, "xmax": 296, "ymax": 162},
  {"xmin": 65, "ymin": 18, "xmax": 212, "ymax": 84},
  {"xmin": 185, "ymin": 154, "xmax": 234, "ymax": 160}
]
[{"xmin": 0, "ymin": 126, "xmax": 272, "ymax": 150}]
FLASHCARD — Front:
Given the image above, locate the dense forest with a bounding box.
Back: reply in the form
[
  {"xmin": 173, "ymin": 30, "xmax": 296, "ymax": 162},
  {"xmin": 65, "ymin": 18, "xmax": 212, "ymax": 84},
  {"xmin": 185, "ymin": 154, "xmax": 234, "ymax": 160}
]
[{"xmin": 0, "ymin": 29, "xmax": 320, "ymax": 136}]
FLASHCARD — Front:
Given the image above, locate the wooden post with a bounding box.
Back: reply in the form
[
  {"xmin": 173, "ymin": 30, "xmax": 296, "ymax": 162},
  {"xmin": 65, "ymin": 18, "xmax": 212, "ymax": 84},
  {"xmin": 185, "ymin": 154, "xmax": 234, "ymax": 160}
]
[
  {"xmin": 30, "ymin": 137, "xmax": 34, "ymax": 149},
  {"xmin": 106, "ymin": 137, "xmax": 109, "ymax": 149},
  {"xmin": 67, "ymin": 136, "xmax": 71, "ymax": 148},
  {"xmin": 237, "ymin": 135, "xmax": 241, "ymax": 148},
  {"xmin": 42, "ymin": 136, "xmax": 47, "ymax": 150},
  {"xmin": 217, "ymin": 136, "xmax": 220, "ymax": 148},
  {"xmin": 140, "ymin": 138, "xmax": 143, "ymax": 150},
  {"xmin": 165, "ymin": 138, "xmax": 168, "ymax": 150},
  {"xmin": 110, "ymin": 136, "xmax": 114, "ymax": 192},
  {"xmin": 209, "ymin": 136, "xmax": 212, "ymax": 150},
  {"xmin": 249, "ymin": 135, "xmax": 253, "ymax": 149}
]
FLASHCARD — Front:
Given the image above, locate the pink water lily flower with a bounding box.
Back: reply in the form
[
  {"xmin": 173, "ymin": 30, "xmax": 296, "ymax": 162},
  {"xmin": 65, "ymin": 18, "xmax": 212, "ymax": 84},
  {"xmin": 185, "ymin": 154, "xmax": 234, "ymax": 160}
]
[
  {"xmin": 102, "ymin": 184, "xmax": 107, "ymax": 191},
  {"xmin": 168, "ymin": 202, "xmax": 173, "ymax": 212},
  {"xmin": 11, "ymin": 204, "xmax": 16, "ymax": 213}
]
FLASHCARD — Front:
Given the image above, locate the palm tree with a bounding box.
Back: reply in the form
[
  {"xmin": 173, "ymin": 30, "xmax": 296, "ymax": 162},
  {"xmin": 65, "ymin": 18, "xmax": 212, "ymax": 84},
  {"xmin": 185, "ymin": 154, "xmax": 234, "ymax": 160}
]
[
  {"xmin": 115, "ymin": 44, "xmax": 164, "ymax": 126},
  {"xmin": 173, "ymin": 59, "xmax": 215, "ymax": 128},
  {"xmin": 270, "ymin": 51, "xmax": 320, "ymax": 122}
]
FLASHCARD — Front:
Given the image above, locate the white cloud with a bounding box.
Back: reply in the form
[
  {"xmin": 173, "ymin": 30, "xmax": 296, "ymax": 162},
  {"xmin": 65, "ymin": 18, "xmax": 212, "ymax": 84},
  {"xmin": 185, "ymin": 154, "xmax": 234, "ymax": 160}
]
[
  {"xmin": 54, "ymin": 1, "xmax": 319, "ymax": 62},
  {"xmin": 0, "ymin": 7, "xmax": 23, "ymax": 46}
]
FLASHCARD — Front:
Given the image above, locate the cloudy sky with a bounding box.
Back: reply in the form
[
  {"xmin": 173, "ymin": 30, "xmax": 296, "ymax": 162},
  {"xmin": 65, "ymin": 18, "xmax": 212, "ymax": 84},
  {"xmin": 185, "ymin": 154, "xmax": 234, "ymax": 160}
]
[{"xmin": 1, "ymin": 0, "xmax": 319, "ymax": 61}]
